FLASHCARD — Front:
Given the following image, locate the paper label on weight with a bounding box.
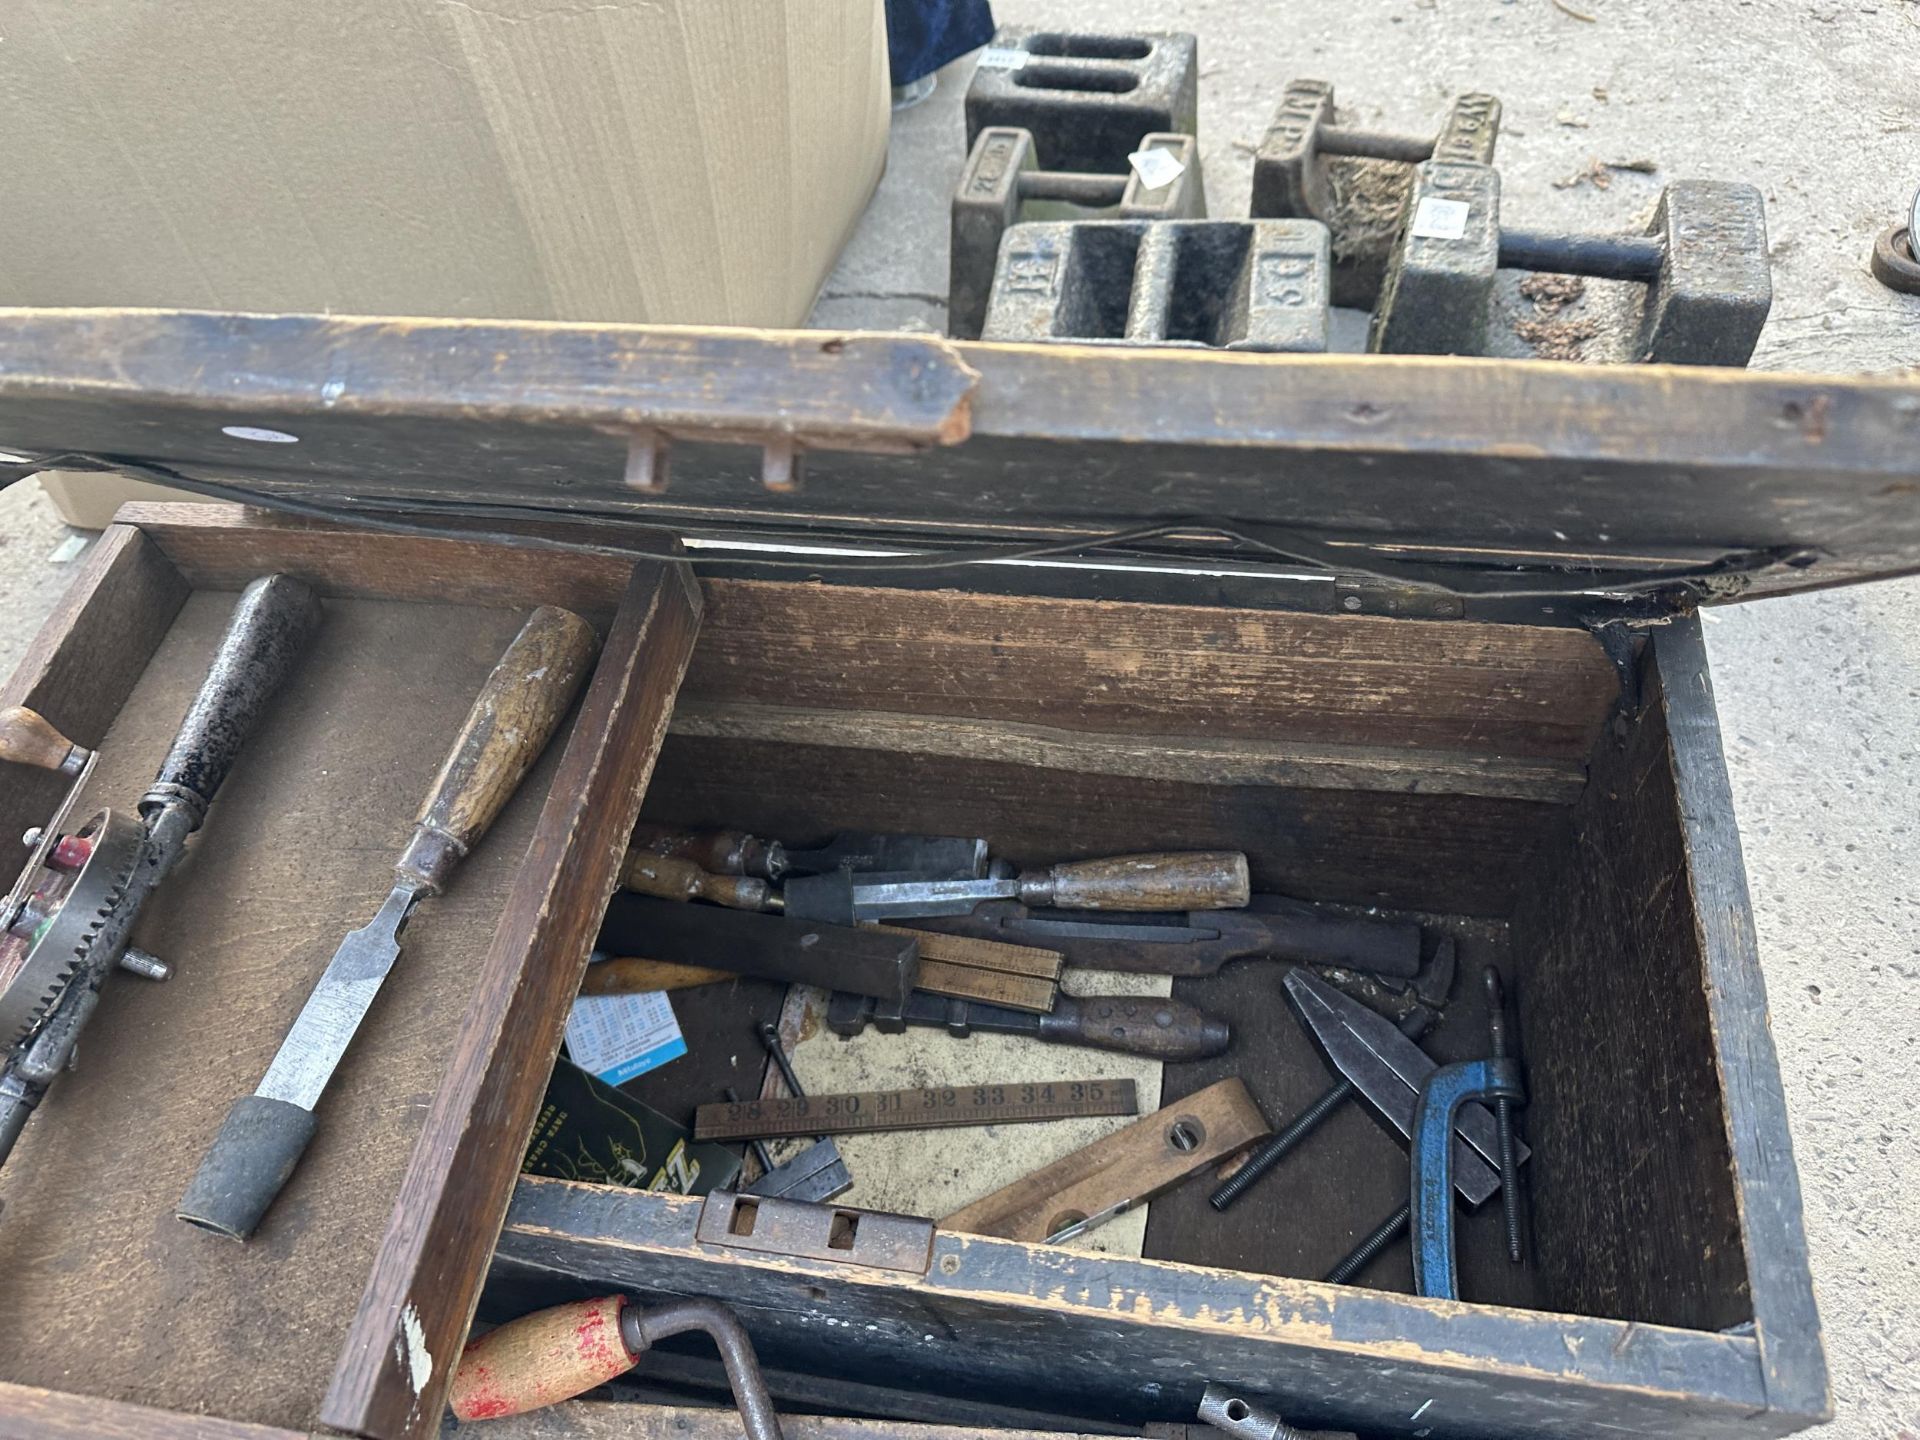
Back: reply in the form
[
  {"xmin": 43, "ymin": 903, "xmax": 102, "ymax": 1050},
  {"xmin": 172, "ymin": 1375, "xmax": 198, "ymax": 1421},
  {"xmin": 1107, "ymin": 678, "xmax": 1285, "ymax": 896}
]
[
  {"xmin": 1409, "ymin": 195, "xmax": 1472, "ymax": 241},
  {"xmin": 1128, "ymin": 147, "xmax": 1187, "ymax": 191},
  {"xmin": 977, "ymin": 45, "xmax": 1030, "ymax": 70},
  {"xmin": 565, "ymin": 990, "xmax": 687, "ymax": 1086}
]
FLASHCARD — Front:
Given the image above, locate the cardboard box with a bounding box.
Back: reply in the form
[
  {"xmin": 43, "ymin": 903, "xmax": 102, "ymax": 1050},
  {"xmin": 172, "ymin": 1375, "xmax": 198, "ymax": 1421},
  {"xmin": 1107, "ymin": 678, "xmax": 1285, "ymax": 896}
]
[
  {"xmin": 2, "ymin": 0, "xmax": 887, "ymax": 327},
  {"xmin": 11, "ymin": 0, "xmax": 890, "ymax": 525}
]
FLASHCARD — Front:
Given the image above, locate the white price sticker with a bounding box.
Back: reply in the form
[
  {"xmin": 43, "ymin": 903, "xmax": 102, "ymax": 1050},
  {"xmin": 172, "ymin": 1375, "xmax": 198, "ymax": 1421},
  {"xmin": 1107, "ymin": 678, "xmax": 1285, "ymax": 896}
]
[
  {"xmin": 1409, "ymin": 195, "xmax": 1472, "ymax": 241},
  {"xmin": 1127, "ymin": 146, "xmax": 1187, "ymax": 192},
  {"xmin": 565, "ymin": 990, "xmax": 687, "ymax": 1086},
  {"xmin": 977, "ymin": 45, "xmax": 1030, "ymax": 71}
]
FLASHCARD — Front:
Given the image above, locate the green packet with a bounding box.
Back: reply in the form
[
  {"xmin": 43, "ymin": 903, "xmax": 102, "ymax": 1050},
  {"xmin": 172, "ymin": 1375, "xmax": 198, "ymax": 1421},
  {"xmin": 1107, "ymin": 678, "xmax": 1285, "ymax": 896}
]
[{"xmin": 522, "ymin": 1057, "xmax": 742, "ymax": 1195}]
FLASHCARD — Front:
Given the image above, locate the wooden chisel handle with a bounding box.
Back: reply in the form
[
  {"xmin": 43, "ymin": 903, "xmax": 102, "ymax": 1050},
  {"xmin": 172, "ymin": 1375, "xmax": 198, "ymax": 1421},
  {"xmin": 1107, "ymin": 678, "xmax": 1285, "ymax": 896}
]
[
  {"xmin": 632, "ymin": 822, "xmax": 786, "ymax": 880},
  {"xmin": 1020, "ymin": 851, "xmax": 1250, "ymax": 911},
  {"xmin": 1038, "ymin": 994, "xmax": 1232, "ymax": 1059},
  {"xmin": 396, "ymin": 607, "xmax": 599, "ymax": 896},
  {"xmin": 0, "ymin": 705, "xmax": 90, "ymax": 775},
  {"xmin": 621, "ymin": 851, "xmax": 773, "ymax": 910}
]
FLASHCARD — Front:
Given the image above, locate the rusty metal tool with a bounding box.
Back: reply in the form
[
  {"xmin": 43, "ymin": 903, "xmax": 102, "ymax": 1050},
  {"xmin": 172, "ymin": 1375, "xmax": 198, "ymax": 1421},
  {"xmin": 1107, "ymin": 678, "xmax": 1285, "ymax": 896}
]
[
  {"xmin": 632, "ymin": 824, "xmax": 988, "ymax": 882},
  {"xmin": 741, "ymin": 1022, "xmax": 854, "ymax": 1203},
  {"xmin": 1, "ymin": 576, "xmax": 321, "ymax": 1176},
  {"xmin": 827, "ymin": 987, "xmax": 1231, "ymax": 1061},
  {"xmin": 599, "ymin": 893, "xmax": 920, "ymax": 1004},
  {"xmin": 1197, "ymin": 1382, "xmax": 1357, "ymax": 1440},
  {"xmin": 911, "ymin": 894, "xmax": 1420, "ymax": 979},
  {"xmin": 941, "ymin": 1078, "xmax": 1271, "ymax": 1244},
  {"xmin": 451, "ymin": 1294, "xmax": 782, "ymax": 1437},
  {"xmin": 784, "ymin": 850, "xmax": 1250, "ymax": 924},
  {"xmin": 726, "ymin": 1085, "xmax": 852, "ymax": 1205},
  {"xmin": 1284, "ymin": 968, "xmax": 1527, "ymax": 1204},
  {"xmin": 697, "ymin": 1076, "xmax": 1137, "ymax": 1142},
  {"xmin": 0, "ymin": 707, "xmax": 97, "ymax": 958},
  {"xmin": 177, "ymin": 605, "xmax": 599, "ymax": 1241},
  {"xmin": 1209, "ymin": 1004, "xmax": 1435, "ymax": 1212},
  {"xmin": 615, "ymin": 856, "xmax": 1061, "ymax": 1011}
]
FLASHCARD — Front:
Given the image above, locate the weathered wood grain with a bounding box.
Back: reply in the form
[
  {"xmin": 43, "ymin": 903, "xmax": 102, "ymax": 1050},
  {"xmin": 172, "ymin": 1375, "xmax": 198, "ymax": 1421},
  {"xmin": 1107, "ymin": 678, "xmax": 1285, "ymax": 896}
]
[
  {"xmin": 0, "ymin": 312, "xmax": 1914, "ymax": 601},
  {"xmin": 0, "ymin": 1382, "xmax": 304, "ymax": 1440},
  {"xmin": 321, "ymin": 561, "xmax": 702, "ymax": 1440},
  {"xmin": 1512, "ymin": 640, "xmax": 1754, "ymax": 1336},
  {"xmin": 667, "ymin": 700, "xmax": 1589, "ymax": 802},
  {"xmin": 119, "ymin": 503, "xmax": 646, "ymax": 619},
  {"xmin": 686, "ymin": 581, "xmax": 1619, "ymax": 762},
  {"xmin": 0, "ymin": 524, "xmax": 189, "ymax": 861},
  {"xmin": 1649, "ymin": 618, "xmax": 1829, "ymax": 1422}
]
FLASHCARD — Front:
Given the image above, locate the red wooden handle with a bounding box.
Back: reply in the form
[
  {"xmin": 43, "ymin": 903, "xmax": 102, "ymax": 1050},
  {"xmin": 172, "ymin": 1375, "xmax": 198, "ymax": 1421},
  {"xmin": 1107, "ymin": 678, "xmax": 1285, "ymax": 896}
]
[{"xmin": 449, "ymin": 1295, "xmax": 635, "ymax": 1421}]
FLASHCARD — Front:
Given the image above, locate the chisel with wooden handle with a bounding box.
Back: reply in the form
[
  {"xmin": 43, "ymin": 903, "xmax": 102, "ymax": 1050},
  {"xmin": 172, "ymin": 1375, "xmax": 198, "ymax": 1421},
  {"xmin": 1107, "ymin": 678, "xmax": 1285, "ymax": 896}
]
[
  {"xmin": 177, "ymin": 606, "xmax": 600, "ymax": 1242},
  {"xmin": 784, "ymin": 851, "xmax": 1251, "ymax": 923}
]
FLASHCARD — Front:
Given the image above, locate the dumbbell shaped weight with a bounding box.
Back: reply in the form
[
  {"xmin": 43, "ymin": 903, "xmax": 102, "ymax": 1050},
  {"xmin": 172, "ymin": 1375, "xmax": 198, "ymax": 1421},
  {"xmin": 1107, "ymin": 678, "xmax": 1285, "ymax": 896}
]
[
  {"xmin": 1253, "ymin": 79, "xmax": 1502, "ymax": 308},
  {"xmin": 1368, "ymin": 163, "xmax": 1771, "ymax": 366},
  {"xmin": 950, "ymin": 126, "xmax": 1205, "ymax": 340},
  {"xmin": 966, "ymin": 27, "xmax": 1199, "ymax": 176},
  {"xmin": 982, "ymin": 219, "xmax": 1331, "ymax": 353}
]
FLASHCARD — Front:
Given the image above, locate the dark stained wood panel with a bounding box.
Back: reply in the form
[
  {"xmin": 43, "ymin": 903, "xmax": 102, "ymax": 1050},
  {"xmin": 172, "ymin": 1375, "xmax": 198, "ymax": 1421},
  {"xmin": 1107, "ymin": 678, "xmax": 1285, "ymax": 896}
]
[
  {"xmin": 0, "ymin": 311, "xmax": 1913, "ymax": 602},
  {"xmin": 486, "ymin": 1180, "xmax": 1789, "ymax": 1440},
  {"xmin": 1511, "ymin": 646, "xmax": 1751, "ymax": 1335},
  {"xmin": 686, "ymin": 581, "xmax": 1619, "ymax": 761}
]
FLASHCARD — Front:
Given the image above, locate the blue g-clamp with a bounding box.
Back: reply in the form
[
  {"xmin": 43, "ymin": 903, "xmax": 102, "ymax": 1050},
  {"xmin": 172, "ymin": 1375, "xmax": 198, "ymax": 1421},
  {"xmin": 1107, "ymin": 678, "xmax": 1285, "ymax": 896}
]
[{"xmin": 1410, "ymin": 1057, "xmax": 1525, "ymax": 1300}]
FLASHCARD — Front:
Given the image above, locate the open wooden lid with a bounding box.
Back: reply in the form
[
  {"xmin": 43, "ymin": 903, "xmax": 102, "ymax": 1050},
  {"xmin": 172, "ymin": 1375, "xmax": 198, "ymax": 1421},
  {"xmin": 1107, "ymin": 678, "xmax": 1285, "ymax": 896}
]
[{"xmin": 0, "ymin": 309, "xmax": 1915, "ymax": 621}]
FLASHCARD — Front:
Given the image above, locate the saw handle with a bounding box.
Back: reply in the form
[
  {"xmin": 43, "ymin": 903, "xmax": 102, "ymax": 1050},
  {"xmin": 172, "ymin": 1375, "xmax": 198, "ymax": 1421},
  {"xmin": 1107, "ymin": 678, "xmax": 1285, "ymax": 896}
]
[
  {"xmin": 621, "ymin": 851, "xmax": 772, "ymax": 910},
  {"xmin": 140, "ymin": 575, "xmax": 323, "ymax": 829},
  {"xmin": 0, "ymin": 706, "xmax": 90, "ymax": 776},
  {"xmin": 396, "ymin": 607, "xmax": 599, "ymax": 895},
  {"xmin": 1020, "ymin": 851, "xmax": 1251, "ymax": 911},
  {"xmin": 632, "ymin": 823, "xmax": 785, "ymax": 880}
]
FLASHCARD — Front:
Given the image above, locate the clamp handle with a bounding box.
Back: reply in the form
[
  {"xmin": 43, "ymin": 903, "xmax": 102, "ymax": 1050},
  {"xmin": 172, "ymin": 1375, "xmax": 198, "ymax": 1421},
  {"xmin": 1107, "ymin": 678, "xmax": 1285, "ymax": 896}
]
[
  {"xmin": 1409, "ymin": 1057, "xmax": 1526, "ymax": 1300},
  {"xmin": 140, "ymin": 575, "xmax": 323, "ymax": 830}
]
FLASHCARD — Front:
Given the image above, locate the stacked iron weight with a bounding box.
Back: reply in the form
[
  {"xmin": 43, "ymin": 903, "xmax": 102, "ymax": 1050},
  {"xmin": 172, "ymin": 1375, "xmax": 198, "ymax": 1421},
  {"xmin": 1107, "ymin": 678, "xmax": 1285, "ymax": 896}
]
[{"xmin": 961, "ymin": 44, "xmax": 1773, "ymax": 365}]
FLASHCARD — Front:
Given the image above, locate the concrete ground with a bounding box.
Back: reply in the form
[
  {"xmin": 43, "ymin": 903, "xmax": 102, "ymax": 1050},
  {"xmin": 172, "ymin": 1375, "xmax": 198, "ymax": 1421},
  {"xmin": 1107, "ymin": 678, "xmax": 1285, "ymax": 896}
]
[{"xmin": 0, "ymin": 2, "xmax": 1914, "ymax": 1435}]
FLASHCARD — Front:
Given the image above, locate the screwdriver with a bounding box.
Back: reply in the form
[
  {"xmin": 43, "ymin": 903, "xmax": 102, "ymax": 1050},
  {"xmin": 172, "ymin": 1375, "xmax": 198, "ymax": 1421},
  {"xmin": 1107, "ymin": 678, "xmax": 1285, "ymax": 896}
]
[{"xmin": 177, "ymin": 606, "xmax": 600, "ymax": 1241}]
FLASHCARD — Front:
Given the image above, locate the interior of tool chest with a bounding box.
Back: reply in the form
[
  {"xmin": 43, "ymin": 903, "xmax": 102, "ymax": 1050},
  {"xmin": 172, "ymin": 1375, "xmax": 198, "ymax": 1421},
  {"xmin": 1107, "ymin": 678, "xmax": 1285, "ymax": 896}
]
[{"xmin": 576, "ymin": 577, "xmax": 1754, "ymax": 1344}]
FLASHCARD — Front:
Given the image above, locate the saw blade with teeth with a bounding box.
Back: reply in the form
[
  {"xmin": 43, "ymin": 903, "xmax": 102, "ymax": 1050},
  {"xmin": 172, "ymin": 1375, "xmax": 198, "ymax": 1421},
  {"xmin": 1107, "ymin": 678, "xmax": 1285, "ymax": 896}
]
[{"xmin": 0, "ymin": 810, "xmax": 146, "ymax": 1048}]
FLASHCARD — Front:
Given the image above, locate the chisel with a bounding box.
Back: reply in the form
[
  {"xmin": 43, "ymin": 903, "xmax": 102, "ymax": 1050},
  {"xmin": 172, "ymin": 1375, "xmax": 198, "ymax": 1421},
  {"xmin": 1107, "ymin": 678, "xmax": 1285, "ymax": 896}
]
[
  {"xmin": 825, "ymin": 988, "xmax": 1231, "ymax": 1061},
  {"xmin": 177, "ymin": 606, "xmax": 600, "ymax": 1241},
  {"xmin": 631, "ymin": 825, "xmax": 988, "ymax": 882},
  {"xmin": 783, "ymin": 851, "xmax": 1250, "ymax": 924}
]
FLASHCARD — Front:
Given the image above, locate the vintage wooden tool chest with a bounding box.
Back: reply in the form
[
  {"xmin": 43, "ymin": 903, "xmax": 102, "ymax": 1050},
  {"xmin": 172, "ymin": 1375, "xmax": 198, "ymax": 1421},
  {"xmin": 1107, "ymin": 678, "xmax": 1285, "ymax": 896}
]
[{"xmin": 0, "ymin": 311, "xmax": 1916, "ymax": 1440}]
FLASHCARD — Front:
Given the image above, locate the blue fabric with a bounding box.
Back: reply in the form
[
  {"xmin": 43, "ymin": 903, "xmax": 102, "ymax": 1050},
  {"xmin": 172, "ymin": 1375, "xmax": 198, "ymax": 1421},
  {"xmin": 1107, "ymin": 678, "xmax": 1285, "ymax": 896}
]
[{"xmin": 885, "ymin": 0, "xmax": 995, "ymax": 86}]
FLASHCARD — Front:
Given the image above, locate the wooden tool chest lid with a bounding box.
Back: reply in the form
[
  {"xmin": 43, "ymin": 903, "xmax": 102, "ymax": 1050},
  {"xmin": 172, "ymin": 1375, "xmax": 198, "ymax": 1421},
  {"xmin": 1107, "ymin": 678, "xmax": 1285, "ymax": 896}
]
[{"xmin": 0, "ymin": 308, "xmax": 1916, "ymax": 619}]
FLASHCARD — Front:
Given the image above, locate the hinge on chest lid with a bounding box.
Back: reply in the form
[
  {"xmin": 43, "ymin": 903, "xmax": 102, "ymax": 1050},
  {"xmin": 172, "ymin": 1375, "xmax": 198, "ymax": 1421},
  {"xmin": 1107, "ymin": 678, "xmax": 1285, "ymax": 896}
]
[
  {"xmin": 613, "ymin": 332, "xmax": 980, "ymax": 499},
  {"xmin": 696, "ymin": 1190, "xmax": 935, "ymax": 1275}
]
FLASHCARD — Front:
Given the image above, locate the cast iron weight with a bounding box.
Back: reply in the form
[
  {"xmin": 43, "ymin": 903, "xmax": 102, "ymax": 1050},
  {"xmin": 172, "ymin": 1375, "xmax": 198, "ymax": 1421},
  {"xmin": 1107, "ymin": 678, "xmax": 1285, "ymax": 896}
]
[
  {"xmin": 1251, "ymin": 78, "xmax": 1501, "ymax": 307},
  {"xmin": 1369, "ymin": 164, "xmax": 1771, "ymax": 365},
  {"xmin": 177, "ymin": 606, "xmax": 600, "ymax": 1241}
]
